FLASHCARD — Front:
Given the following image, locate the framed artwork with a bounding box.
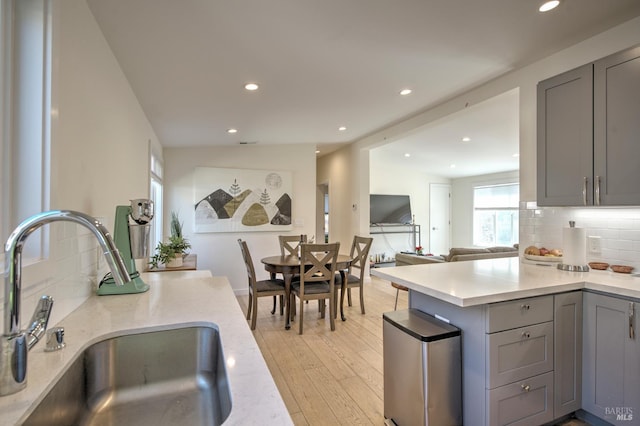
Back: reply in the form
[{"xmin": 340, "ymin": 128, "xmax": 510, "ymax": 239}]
[{"xmin": 194, "ymin": 167, "xmax": 293, "ymax": 233}]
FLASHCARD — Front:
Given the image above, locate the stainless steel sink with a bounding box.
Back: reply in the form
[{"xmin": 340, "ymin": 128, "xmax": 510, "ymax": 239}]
[{"xmin": 23, "ymin": 326, "xmax": 232, "ymax": 425}]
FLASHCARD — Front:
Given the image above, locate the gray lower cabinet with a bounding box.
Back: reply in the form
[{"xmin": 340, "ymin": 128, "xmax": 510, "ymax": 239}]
[
  {"xmin": 409, "ymin": 290, "xmax": 639, "ymax": 426},
  {"xmin": 485, "ymin": 296, "xmax": 555, "ymax": 426},
  {"xmin": 537, "ymin": 44, "xmax": 640, "ymax": 206},
  {"xmin": 554, "ymin": 291, "xmax": 583, "ymax": 418},
  {"xmin": 583, "ymin": 292, "xmax": 640, "ymax": 425}
]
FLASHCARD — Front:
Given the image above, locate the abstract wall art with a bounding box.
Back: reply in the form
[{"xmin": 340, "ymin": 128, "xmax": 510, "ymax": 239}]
[{"xmin": 194, "ymin": 167, "xmax": 293, "ymax": 233}]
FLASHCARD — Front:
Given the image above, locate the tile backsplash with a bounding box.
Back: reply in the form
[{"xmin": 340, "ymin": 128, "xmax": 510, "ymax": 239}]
[
  {"xmin": 520, "ymin": 202, "xmax": 640, "ymax": 271},
  {"xmin": 0, "ymin": 221, "xmax": 101, "ymax": 330}
]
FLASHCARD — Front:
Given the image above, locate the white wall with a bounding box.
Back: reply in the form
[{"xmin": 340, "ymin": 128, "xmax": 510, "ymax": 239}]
[
  {"xmin": 451, "ymin": 170, "xmax": 519, "ymax": 247},
  {"xmin": 368, "ymin": 154, "xmax": 450, "ymax": 256},
  {"xmin": 2, "ymin": 0, "xmax": 159, "ymax": 330},
  {"xmin": 317, "ymin": 143, "xmax": 370, "ymax": 251},
  {"xmin": 163, "ymin": 144, "xmax": 317, "ymax": 294}
]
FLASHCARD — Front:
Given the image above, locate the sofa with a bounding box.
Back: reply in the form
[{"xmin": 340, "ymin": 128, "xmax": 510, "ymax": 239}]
[{"xmin": 395, "ymin": 245, "xmax": 518, "ymax": 266}]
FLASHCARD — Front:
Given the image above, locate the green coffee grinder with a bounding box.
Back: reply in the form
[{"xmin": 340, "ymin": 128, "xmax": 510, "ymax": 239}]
[{"xmin": 97, "ymin": 199, "xmax": 153, "ymax": 295}]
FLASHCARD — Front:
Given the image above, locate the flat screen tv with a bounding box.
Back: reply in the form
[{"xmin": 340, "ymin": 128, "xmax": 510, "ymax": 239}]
[{"xmin": 370, "ymin": 194, "xmax": 412, "ymax": 225}]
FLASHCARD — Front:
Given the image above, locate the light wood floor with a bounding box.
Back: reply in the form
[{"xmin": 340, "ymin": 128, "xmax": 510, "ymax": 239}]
[
  {"xmin": 237, "ymin": 277, "xmax": 590, "ymax": 426},
  {"xmin": 236, "ymin": 275, "xmax": 405, "ymax": 425}
]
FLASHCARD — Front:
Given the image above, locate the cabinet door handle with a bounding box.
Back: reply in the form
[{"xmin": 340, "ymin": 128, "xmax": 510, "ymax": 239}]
[
  {"xmin": 520, "ymin": 304, "xmax": 530, "ymax": 310},
  {"xmin": 595, "ymin": 176, "xmax": 601, "ymax": 206},
  {"xmin": 521, "ymin": 331, "xmax": 531, "ymax": 339},
  {"xmin": 582, "ymin": 177, "xmax": 588, "ymax": 206},
  {"xmin": 630, "ymin": 302, "xmax": 635, "ymax": 340},
  {"xmin": 521, "ymin": 384, "xmax": 531, "ymax": 392}
]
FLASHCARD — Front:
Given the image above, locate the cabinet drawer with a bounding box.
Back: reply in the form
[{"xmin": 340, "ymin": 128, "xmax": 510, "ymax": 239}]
[
  {"xmin": 486, "ymin": 295, "xmax": 553, "ymax": 333},
  {"xmin": 487, "ymin": 371, "xmax": 554, "ymax": 426},
  {"xmin": 486, "ymin": 321, "xmax": 554, "ymax": 388}
]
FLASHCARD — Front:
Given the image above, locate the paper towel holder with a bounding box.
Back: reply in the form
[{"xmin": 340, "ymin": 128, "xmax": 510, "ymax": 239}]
[{"xmin": 557, "ymin": 220, "xmax": 590, "ymax": 272}]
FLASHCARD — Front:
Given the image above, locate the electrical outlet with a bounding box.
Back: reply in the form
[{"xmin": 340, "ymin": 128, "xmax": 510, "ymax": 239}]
[{"xmin": 588, "ymin": 236, "xmax": 602, "ymax": 254}]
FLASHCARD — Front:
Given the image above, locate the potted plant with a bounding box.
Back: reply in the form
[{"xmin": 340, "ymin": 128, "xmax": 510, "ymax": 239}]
[{"xmin": 149, "ymin": 211, "xmax": 191, "ymax": 268}]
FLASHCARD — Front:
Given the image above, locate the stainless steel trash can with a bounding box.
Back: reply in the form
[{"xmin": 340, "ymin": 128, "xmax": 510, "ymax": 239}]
[{"xmin": 383, "ymin": 308, "xmax": 462, "ymax": 425}]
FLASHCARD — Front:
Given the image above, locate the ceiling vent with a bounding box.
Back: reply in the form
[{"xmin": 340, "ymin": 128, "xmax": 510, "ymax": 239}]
[{"xmin": 238, "ymin": 141, "xmax": 258, "ymax": 145}]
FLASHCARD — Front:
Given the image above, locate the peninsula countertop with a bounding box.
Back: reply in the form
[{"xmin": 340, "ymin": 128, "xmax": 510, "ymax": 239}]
[
  {"xmin": 371, "ymin": 257, "xmax": 640, "ymax": 306},
  {"xmin": 0, "ymin": 270, "xmax": 293, "ymax": 425}
]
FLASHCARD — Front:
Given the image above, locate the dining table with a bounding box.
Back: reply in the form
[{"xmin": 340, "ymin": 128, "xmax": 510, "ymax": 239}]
[{"xmin": 261, "ymin": 253, "xmax": 353, "ymax": 329}]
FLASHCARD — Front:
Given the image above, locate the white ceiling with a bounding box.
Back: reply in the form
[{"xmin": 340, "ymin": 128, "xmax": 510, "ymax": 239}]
[
  {"xmin": 87, "ymin": 0, "xmax": 640, "ymax": 176},
  {"xmin": 371, "ymin": 88, "xmax": 520, "ymax": 178}
]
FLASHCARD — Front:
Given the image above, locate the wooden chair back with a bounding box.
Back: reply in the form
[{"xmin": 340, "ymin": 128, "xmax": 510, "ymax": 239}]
[
  {"xmin": 299, "ymin": 242, "xmax": 340, "ymax": 290},
  {"xmin": 279, "ymin": 234, "xmax": 307, "ymax": 256},
  {"xmin": 349, "ymin": 236, "xmax": 373, "ymax": 278},
  {"xmin": 238, "ymin": 239, "xmax": 257, "ymax": 286}
]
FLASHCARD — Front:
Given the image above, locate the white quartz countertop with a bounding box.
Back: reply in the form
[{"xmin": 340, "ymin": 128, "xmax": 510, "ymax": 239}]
[
  {"xmin": 371, "ymin": 257, "xmax": 640, "ymax": 306},
  {"xmin": 0, "ymin": 270, "xmax": 293, "ymax": 425}
]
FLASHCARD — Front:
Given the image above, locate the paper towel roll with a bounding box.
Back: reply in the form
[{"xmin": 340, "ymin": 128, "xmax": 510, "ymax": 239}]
[{"xmin": 562, "ymin": 226, "xmax": 587, "ymax": 266}]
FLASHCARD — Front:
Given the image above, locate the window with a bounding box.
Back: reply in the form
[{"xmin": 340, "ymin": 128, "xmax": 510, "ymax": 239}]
[
  {"xmin": 0, "ymin": 0, "xmax": 51, "ymax": 260},
  {"xmin": 473, "ymin": 183, "xmax": 519, "ymax": 247},
  {"xmin": 149, "ymin": 151, "xmax": 163, "ymax": 251}
]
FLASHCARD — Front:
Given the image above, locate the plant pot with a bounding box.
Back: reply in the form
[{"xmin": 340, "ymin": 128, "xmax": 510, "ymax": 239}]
[{"xmin": 166, "ymin": 256, "xmax": 183, "ymax": 268}]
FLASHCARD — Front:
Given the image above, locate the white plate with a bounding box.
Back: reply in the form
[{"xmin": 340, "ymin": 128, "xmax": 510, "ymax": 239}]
[{"xmin": 524, "ymin": 254, "xmax": 563, "ymax": 262}]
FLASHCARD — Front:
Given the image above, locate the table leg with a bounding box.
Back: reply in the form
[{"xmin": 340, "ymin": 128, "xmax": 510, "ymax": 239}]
[
  {"xmin": 270, "ymin": 272, "xmax": 277, "ymax": 315},
  {"xmin": 284, "ymin": 274, "xmax": 293, "ymax": 330},
  {"xmin": 339, "ymin": 270, "xmax": 347, "ymax": 321}
]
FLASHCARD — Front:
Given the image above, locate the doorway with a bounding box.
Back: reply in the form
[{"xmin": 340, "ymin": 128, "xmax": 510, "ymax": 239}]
[
  {"xmin": 316, "ymin": 184, "xmax": 329, "ymax": 243},
  {"xmin": 429, "ymin": 183, "xmax": 451, "ymax": 254}
]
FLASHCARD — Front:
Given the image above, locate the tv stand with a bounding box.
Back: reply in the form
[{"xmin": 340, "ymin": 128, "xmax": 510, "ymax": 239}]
[{"xmin": 370, "ymin": 224, "xmax": 421, "ymax": 249}]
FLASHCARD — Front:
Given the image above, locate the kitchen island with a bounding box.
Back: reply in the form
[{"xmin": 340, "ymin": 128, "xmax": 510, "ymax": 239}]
[
  {"xmin": 372, "ymin": 257, "xmax": 640, "ymax": 426},
  {"xmin": 0, "ymin": 270, "xmax": 293, "ymax": 425}
]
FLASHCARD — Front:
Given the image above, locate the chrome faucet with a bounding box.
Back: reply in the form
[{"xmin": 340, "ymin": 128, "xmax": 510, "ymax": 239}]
[{"xmin": 1, "ymin": 210, "xmax": 131, "ymax": 396}]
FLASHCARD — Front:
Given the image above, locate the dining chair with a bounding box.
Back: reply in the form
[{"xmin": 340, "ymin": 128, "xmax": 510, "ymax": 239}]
[
  {"xmin": 238, "ymin": 239, "xmax": 286, "ymax": 330},
  {"xmin": 278, "ymin": 234, "xmax": 307, "ymax": 256},
  {"xmin": 337, "ymin": 235, "xmax": 373, "ymax": 314},
  {"xmin": 290, "ymin": 242, "xmax": 340, "ymax": 334}
]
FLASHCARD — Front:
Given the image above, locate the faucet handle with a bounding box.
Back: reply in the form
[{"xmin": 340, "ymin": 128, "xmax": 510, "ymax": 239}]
[
  {"xmin": 45, "ymin": 327, "xmax": 66, "ymax": 352},
  {"xmin": 26, "ymin": 295, "xmax": 54, "ymax": 349}
]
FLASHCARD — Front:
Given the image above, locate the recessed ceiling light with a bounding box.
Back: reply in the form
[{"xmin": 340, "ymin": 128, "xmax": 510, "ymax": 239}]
[
  {"xmin": 399, "ymin": 89, "xmax": 412, "ymax": 96},
  {"xmin": 450, "ymin": 164, "xmax": 456, "ymax": 168},
  {"xmin": 244, "ymin": 82, "xmax": 259, "ymax": 91},
  {"xmin": 513, "ymin": 153, "xmax": 520, "ymax": 158},
  {"xmin": 539, "ymin": 0, "xmax": 560, "ymax": 12},
  {"xmin": 462, "ymin": 137, "xmax": 471, "ymax": 142},
  {"xmin": 338, "ymin": 126, "xmax": 347, "ymax": 131},
  {"xmin": 404, "ymin": 153, "xmax": 411, "ymax": 158},
  {"xmin": 227, "ymin": 128, "xmax": 238, "ymax": 134},
  {"xmin": 315, "ymin": 150, "xmax": 320, "ymax": 154}
]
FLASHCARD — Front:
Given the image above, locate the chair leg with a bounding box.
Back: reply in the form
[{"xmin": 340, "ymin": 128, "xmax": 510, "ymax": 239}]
[
  {"xmin": 394, "ymin": 288, "xmax": 399, "ymax": 310},
  {"xmin": 298, "ymin": 297, "xmax": 305, "ymax": 335},
  {"xmin": 271, "ymin": 296, "xmax": 276, "ymax": 315},
  {"xmin": 320, "ymin": 299, "xmax": 326, "ymax": 318},
  {"xmin": 251, "ymin": 297, "xmax": 258, "ymax": 330},
  {"xmin": 347, "ymin": 288, "xmax": 352, "ymax": 306},
  {"xmin": 246, "ymin": 293, "xmax": 253, "ymax": 320},
  {"xmin": 279, "ymin": 295, "xmax": 284, "ymax": 315},
  {"xmin": 329, "ymin": 295, "xmax": 335, "ymax": 331}
]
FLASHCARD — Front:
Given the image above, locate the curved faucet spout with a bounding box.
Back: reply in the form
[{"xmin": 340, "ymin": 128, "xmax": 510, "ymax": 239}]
[{"xmin": 2, "ymin": 210, "xmax": 131, "ymax": 396}]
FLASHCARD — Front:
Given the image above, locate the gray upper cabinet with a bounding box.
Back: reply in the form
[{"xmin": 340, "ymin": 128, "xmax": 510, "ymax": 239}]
[
  {"xmin": 537, "ymin": 64, "xmax": 593, "ymax": 206},
  {"xmin": 594, "ymin": 46, "xmax": 640, "ymax": 205},
  {"xmin": 537, "ymin": 45, "xmax": 640, "ymax": 206}
]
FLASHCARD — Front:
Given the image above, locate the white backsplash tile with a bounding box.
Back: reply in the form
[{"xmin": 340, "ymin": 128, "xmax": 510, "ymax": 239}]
[
  {"xmin": 520, "ymin": 203, "xmax": 640, "ymax": 271},
  {"xmin": 0, "ymin": 222, "xmax": 101, "ymax": 330}
]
